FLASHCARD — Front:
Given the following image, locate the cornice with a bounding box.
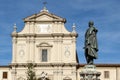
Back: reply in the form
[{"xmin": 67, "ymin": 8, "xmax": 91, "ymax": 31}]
[
  {"xmin": 78, "ymin": 64, "xmax": 120, "ymax": 68},
  {"xmin": 11, "ymin": 33, "xmax": 18, "ymax": 37},
  {"xmin": 70, "ymin": 33, "xmax": 78, "ymax": 37},
  {"xmin": 10, "ymin": 63, "xmax": 78, "ymax": 67},
  {"xmin": 23, "ymin": 11, "xmax": 66, "ymax": 23},
  {"xmin": 51, "ymin": 33, "xmax": 64, "ymax": 37},
  {"xmin": 11, "ymin": 33, "xmax": 78, "ymax": 38},
  {"xmin": 24, "ymin": 20, "xmax": 66, "ymax": 23},
  {"xmin": 0, "ymin": 65, "xmax": 11, "ymax": 68}
]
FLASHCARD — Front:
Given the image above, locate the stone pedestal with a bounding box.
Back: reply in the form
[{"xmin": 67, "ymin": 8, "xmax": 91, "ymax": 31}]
[{"xmin": 80, "ymin": 65, "xmax": 101, "ymax": 80}]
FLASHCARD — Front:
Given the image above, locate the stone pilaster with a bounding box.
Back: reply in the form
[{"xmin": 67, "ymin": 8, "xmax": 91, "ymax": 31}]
[
  {"xmin": 26, "ymin": 22, "xmax": 30, "ymax": 33},
  {"xmin": 12, "ymin": 37, "xmax": 17, "ymax": 63},
  {"xmin": 30, "ymin": 22, "xmax": 34, "ymax": 33},
  {"xmin": 53, "ymin": 66, "xmax": 58, "ymax": 80},
  {"xmin": 26, "ymin": 36, "xmax": 30, "ymax": 62},
  {"xmin": 58, "ymin": 22, "xmax": 62, "ymax": 33},
  {"xmin": 71, "ymin": 66, "xmax": 77, "ymax": 80},
  {"xmin": 11, "ymin": 67, "xmax": 17, "ymax": 80},
  {"xmin": 58, "ymin": 36, "xmax": 63, "ymax": 62},
  {"xmin": 58, "ymin": 66, "xmax": 63, "ymax": 80},
  {"xmin": 54, "ymin": 22, "xmax": 58, "ymax": 33},
  {"xmin": 72, "ymin": 36, "xmax": 76, "ymax": 62},
  {"xmin": 54, "ymin": 36, "xmax": 58, "ymax": 62},
  {"xmin": 30, "ymin": 36, "xmax": 35, "ymax": 62}
]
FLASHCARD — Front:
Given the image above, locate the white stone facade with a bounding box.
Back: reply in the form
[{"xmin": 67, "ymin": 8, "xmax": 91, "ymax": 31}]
[{"xmin": 10, "ymin": 8, "xmax": 78, "ymax": 80}]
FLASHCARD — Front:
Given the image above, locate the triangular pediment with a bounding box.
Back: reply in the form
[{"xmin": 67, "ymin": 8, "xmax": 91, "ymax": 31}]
[
  {"xmin": 24, "ymin": 11, "xmax": 66, "ymax": 22},
  {"xmin": 36, "ymin": 15, "xmax": 53, "ymax": 21}
]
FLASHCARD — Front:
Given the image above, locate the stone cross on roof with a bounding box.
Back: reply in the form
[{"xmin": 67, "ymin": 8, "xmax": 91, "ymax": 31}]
[{"xmin": 41, "ymin": 1, "xmax": 49, "ymax": 12}]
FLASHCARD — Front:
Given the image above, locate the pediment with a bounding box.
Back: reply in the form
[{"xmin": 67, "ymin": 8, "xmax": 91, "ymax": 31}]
[
  {"xmin": 37, "ymin": 42, "xmax": 53, "ymax": 47},
  {"xmin": 24, "ymin": 11, "xmax": 66, "ymax": 22},
  {"xmin": 36, "ymin": 15, "xmax": 53, "ymax": 21}
]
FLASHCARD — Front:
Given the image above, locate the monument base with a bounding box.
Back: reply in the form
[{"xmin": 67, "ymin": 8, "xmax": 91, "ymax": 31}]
[{"xmin": 80, "ymin": 65, "xmax": 101, "ymax": 80}]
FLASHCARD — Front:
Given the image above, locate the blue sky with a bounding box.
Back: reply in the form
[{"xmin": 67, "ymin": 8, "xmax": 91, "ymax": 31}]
[{"xmin": 0, "ymin": 0, "xmax": 120, "ymax": 65}]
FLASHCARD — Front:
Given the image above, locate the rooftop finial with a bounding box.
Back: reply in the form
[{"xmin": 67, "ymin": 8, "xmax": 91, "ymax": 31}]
[
  {"xmin": 72, "ymin": 23, "xmax": 76, "ymax": 33},
  {"xmin": 41, "ymin": 1, "xmax": 49, "ymax": 12},
  {"xmin": 13, "ymin": 23, "xmax": 17, "ymax": 33},
  {"xmin": 43, "ymin": 2, "xmax": 47, "ymax": 8}
]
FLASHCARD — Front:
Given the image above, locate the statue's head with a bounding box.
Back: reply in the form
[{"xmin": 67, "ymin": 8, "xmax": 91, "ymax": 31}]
[{"xmin": 89, "ymin": 21, "xmax": 94, "ymax": 27}]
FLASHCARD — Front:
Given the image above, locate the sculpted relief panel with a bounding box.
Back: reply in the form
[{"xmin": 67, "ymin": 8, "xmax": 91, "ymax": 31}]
[
  {"xmin": 36, "ymin": 15, "xmax": 53, "ymax": 21},
  {"xmin": 37, "ymin": 24, "xmax": 52, "ymax": 33},
  {"xmin": 17, "ymin": 44, "xmax": 26, "ymax": 62}
]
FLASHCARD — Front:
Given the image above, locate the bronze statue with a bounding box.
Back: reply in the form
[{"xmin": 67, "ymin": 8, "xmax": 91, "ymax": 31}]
[{"xmin": 84, "ymin": 21, "xmax": 98, "ymax": 64}]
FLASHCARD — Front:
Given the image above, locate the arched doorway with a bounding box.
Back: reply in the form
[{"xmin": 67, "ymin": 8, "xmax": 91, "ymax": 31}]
[{"xmin": 63, "ymin": 76, "xmax": 72, "ymax": 80}]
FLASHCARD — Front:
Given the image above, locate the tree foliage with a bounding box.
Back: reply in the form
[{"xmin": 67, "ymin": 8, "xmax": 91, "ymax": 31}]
[{"xmin": 26, "ymin": 63, "xmax": 36, "ymax": 80}]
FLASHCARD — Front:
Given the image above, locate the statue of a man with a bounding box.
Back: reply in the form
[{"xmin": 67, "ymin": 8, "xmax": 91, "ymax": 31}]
[{"xmin": 84, "ymin": 21, "xmax": 98, "ymax": 64}]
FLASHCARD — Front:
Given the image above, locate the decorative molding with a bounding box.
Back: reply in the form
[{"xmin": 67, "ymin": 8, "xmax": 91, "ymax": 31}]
[
  {"xmin": 70, "ymin": 33, "xmax": 78, "ymax": 37},
  {"xmin": 11, "ymin": 33, "xmax": 78, "ymax": 38},
  {"xmin": 10, "ymin": 63, "xmax": 78, "ymax": 67},
  {"xmin": 11, "ymin": 33, "xmax": 18, "ymax": 37},
  {"xmin": 64, "ymin": 46, "xmax": 71, "ymax": 57},
  {"xmin": 10, "ymin": 63, "xmax": 120, "ymax": 68},
  {"xmin": 37, "ymin": 42, "xmax": 53, "ymax": 47},
  {"xmin": 52, "ymin": 33, "xmax": 64, "ymax": 37},
  {"xmin": 23, "ymin": 11, "xmax": 66, "ymax": 23}
]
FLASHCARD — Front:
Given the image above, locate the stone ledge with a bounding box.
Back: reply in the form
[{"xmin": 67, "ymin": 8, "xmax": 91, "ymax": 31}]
[{"xmin": 10, "ymin": 63, "xmax": 78, "ymax": 67}]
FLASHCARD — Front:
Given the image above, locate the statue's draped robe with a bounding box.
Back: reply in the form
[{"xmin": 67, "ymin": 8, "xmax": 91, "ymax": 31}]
[{"xmin": 85, "ymin": 26, "xmax": 98, "ymax": 64}]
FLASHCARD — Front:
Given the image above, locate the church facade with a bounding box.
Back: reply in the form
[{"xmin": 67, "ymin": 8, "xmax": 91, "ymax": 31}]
[{"xmin": 0, "ymin": 7, "xmax": 120, "ymax": 80}]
